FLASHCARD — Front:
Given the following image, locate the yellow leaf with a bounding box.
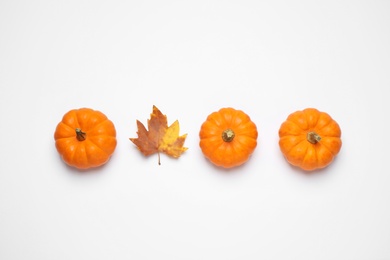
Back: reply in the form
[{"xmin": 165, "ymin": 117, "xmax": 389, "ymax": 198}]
[{"xmin": 160, "ymin": 120, "xmax": 188, "ymax": 158}]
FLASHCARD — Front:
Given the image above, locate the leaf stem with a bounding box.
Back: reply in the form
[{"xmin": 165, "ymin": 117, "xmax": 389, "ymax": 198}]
[{"xmin": 158, "ymin": 151, "xmax": 161, "ymax": 165}]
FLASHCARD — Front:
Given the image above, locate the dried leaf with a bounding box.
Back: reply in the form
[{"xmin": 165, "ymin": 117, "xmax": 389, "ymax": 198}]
[{"xmin": 130, "ymin": 105, "xmax": 188, "ymax": 165}]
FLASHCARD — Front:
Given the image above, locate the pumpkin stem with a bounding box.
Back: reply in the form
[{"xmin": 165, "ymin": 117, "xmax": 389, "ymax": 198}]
[
  {"xmin": 75, "ymin": 128, "xmax": 86, "ymax": 141},
  {"xmin": 222, "ymin": 129, "xmax": 235, "ymax": 142},
  {"xmin": 307, "ymin": 131, "xmax": 321, "ymax": 144}
]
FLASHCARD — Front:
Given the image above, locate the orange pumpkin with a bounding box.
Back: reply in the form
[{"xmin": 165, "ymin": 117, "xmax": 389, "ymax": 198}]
[
  {"xmin": 278, "ymin": 108, "xmax": 342, "ymax": 171},
  {"xmin": 199, "ymin": 107, "xmax": 258, "ymax": 168},
  {"xmin": 54, "ymin": 108, "xmax": 117, "ymax": 169}
]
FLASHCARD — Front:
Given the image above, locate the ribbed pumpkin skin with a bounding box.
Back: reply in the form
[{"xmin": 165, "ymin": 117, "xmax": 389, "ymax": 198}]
[
  {"xmin": 54, "ymin": 108, "xmax": 117, "ymax": 169},
  {"xmin": 199, "ymin": 107, "xmax": 258, "ymax": 168},
  {"xmin": 278, "ymin": 108, "xmax": 342, "ymax": 171}
]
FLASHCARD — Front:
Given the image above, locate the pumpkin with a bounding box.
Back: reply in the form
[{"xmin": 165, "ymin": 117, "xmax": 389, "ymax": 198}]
[
  {"xmin": 199, "ymin": 107, "xmax": 258, "ymax": 168},
  {"xmin": 278, "ymin": 108, "xmax": 342, "ymax": 171},
  {"xmin": 54, "ymin": 108, "xmax": 117, "ymax": 169}
]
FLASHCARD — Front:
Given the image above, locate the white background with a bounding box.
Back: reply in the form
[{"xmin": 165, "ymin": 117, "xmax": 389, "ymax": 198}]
[{"xmin": 1, "ymin": 0, "xmax": 389, "ymax": 259}]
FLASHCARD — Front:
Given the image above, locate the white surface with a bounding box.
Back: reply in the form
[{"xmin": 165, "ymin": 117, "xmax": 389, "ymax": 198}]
[{"xmin": 1, "ymin": 0, "xmax": 390, "ymax": 259}]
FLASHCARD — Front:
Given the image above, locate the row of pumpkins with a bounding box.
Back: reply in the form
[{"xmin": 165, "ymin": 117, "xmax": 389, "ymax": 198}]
[{"xmin": 54, "ymin": 107, "xmax": 342, "ymax": 172}]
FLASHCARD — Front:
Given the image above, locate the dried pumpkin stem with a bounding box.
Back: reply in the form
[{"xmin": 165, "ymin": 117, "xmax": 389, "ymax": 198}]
[
  {"xmin": 75, "ymin": 128, "xmax": 86, "ymax": 141},
  {"xmin": 307, "ymin": 131, "xmax": 321, "ymax": 144},
  {"xmin": 222, "ymin": 129, "xmax": 235, "ymax": 142}
]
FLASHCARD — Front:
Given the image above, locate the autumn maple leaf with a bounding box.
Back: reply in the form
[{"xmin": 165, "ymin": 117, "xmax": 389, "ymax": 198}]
[{"xmin": 130, "ymin": 105, "xmax": 188, "ymax": 165}]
